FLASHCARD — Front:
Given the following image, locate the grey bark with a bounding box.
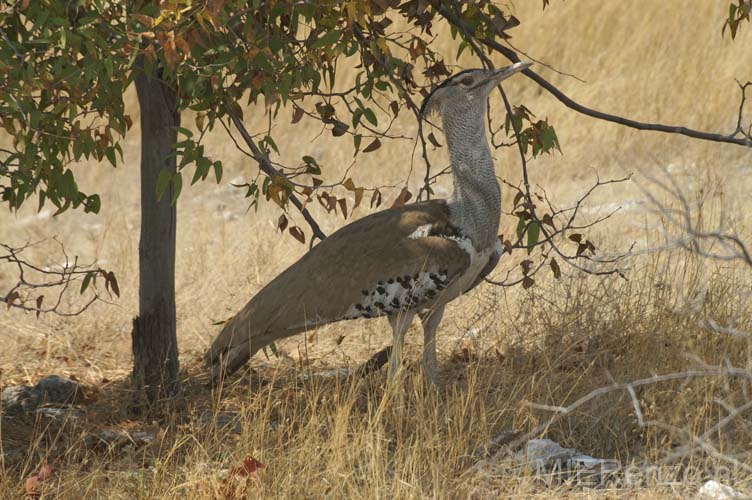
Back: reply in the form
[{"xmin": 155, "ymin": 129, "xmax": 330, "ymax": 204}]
[{"xmin": 131, "ymin": 58, "xmax": 179, "ymax": 403}]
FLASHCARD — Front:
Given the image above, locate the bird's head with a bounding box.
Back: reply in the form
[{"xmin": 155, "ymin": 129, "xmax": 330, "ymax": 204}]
[{"xmin": 419, "ymin": 62, "xmax": 532, "ymax": 123}]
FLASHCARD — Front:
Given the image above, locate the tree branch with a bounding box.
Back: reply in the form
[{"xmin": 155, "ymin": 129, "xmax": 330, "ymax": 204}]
[
  {"xmin": 224, "ymin": 107, "xmax": 327, "ymax": 244},
  {"xmin": 432, "ymin": 3, "xmax": 752, "ymax": 148}
]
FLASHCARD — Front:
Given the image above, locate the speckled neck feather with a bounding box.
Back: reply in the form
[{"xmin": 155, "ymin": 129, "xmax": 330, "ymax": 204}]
[{"xmin": 441, "ymin": 96, "xmax": 501, "ymax": 251}]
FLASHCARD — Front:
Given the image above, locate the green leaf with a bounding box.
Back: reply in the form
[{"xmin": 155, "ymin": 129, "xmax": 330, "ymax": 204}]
[
  {"xmin": 80, "ymin": 272, "xmax": 93, "ymax": 294},
  {"xmin": 176, "ymin": 127, "xmax": 193, "ymax": 138},
  {"xmin": 263, "ymin": 135, "xmax": 279, "ymax": 154},
  {"xmin": 363, "ymin": 108, "xmax": 378, "ymax": 126},
  {"xmin": 268, "ymin": 341, "xmax": 280, "ymax": 358},
  {"xmin": 527, "ymin": 221, "xmax": 540, "ymax": 252},
  {"xmin": 213, "ymin": 161, "xmax": 223, "ymax": 183},
  {"xmin": 192, "ymin": 157, "xmax": 211, "ymax": 185},
  {"xmin": 105, "ymin": 147, "xmax": 117, "ymax": 167},
  {"xmin": 311, "ymin": 29, "xmax": 340, "ymax": 49},
  {"xmin": 171, "ymin": 172, "xmax": 183, "ymax": 205},
  {"xmin": 156, "ymin": 167, "xmax": 172, "ymax": 201},
  {"xmin": 352, "ymin": 108, "xmax": 362, "ymax": 128},
  {"xmin": 85, "ymin": 194, "xmax": 101, "ymax": 214}
]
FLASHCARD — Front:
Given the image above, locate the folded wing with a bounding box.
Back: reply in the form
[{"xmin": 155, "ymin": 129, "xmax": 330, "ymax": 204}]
[{"xmin": 206, "ymin": 200, "xmax": 472, "ymax": 375}]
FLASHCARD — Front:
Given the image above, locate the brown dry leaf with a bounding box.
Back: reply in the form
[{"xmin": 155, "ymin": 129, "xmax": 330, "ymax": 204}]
[
  {"xmin": 163, "ymin": 34, "xmax": 179, "ymax": 69},
  {"xmin": 251, "ymin": 73, "xmax": 265, "ymax": 90},
  {"xmin": 277, "ymin": 214, "xmax": 288, "ymax": 232},
  {"xmin": 132, "ymin": 14, "xmax": 154, "ymax": 28},
  {"xmin": 235, "ymin": 455, "xmax": 266, "ymax": 480},
  {"xmin": 143, "ymin": 44, "xmax": 157, "ymax": 63},
  {"xmin": 186, "ymin": 28, "xmax": 208, "ymax": 49},
  {"xmin": 223, "ymin": 454, "xmax": 267, "ymax": 498},
  {"xmin": 390, "ymin": 187, "xmax": 412, "ymax": 208},
  {"xmin": 207, "ymin": 0, "xmax": 226, "ymax": 18},
  {"xmin": 370, "ymin": 189, "xmax": 382, "ymax": 208},
  {"xmin": 6, "ymin": 290, "xmax": 20, "ymax": 310},
  {"xmin": 291, "ymin": 106, "xmax": 304, "ymax": 124},
  {"xmin": 25, "ymin": 477, "xmax": 40, "ymax": 499},
  {"xmin": 289, "ymin": 226, "xmax": 305, "ymax": 244},
  {"xmin": 107, "ymin": 271, "xmax": 120, "ymax": 297},
  {"xmin": 389, "ymin": 100, "xmax": 399, "ymax": 117},
  {"xmin": 35, "ymin": 295, "xmax": 43, "ymax": 318},
  {"xmin": 362, "ymin": 138, "xmax": 381, "ymax": 153},
  {"xmin": 174, "ymin": 34, "xmax": 192, "ymax": 56},
  {"xmin": 25, "ymin": 463, "xmax": 58, "ymax": 499},
  {"xmin": 550, "ymin": 257, "xmax": 561, "ymax": 279},
  {"xmin": 353, "ymin": 187, "xmax": 364, "ymax": 209}
]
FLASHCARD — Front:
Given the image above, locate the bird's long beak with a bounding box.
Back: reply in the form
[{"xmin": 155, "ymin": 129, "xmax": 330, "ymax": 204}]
[{"xmin": 476, "ymin": 61, "xmax": 533, "ymax": 89}]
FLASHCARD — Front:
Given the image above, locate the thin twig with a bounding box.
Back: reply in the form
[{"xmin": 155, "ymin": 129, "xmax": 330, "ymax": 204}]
[{"xmin": 224, "ymin": 107, "xmax": 327, "ymax": 244}]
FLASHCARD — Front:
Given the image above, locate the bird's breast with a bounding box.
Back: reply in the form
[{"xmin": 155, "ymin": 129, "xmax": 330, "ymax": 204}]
[{"xmin": 442, "ymin": 236, "xmax": 495, "ymax": 299}]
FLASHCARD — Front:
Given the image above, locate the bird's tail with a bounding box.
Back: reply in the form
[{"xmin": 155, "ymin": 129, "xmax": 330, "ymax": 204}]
[{"xmin": 205, "ymin": 300, "xmax": 259, "ymax": 381}]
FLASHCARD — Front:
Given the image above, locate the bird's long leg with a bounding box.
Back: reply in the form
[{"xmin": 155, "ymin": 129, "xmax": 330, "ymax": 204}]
[
  {"xmin": 387, "ymin": 310, "xmax": 416, "ymax": 382},
  {"xmin": 418, "ymin": 305, "xmax": 445, "ymax": 385}
]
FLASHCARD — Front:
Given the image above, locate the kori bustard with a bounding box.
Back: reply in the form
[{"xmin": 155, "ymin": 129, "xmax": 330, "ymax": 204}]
[{"xmin": 206, "ymin": 62, "xmax": 532, "ymax": 383}]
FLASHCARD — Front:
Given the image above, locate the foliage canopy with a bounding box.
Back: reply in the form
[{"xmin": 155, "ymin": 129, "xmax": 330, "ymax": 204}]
[{"xmin": 0, "ymin": 0, "xmax": 562, "ymax": 219}]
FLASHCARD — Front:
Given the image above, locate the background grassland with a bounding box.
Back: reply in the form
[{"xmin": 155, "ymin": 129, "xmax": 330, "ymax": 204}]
[{"xmin": 2, "ymin": 1, "xmax": 752, "ymax": 498}]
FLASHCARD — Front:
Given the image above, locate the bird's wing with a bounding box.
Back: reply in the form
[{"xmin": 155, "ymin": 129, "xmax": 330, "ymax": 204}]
[{"xmin": 206, "ymin": 200, "xmax": 472, "ymax": 374}]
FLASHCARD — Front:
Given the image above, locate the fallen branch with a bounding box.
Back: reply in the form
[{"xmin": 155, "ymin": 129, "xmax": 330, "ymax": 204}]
[{"xmin": 471, "ymin": 367, "xmax": 752, "ymax": 467}]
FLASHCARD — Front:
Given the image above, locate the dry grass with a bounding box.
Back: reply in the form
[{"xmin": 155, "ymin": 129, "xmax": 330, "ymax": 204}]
[{"xmin": 2, "ymin": 1, "xmax": 752, "ymax": 498}]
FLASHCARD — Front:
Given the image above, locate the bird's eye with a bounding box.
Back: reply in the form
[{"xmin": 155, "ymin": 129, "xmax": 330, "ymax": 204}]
[{"xmin": 459, "ymin": 76, "xmax": 473, "ymax": 86}]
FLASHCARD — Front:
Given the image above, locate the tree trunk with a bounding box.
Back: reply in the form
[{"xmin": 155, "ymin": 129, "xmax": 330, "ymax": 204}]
[{"xmin": 131, "ymin": 59, "xmax": 180, "ymax": 403}]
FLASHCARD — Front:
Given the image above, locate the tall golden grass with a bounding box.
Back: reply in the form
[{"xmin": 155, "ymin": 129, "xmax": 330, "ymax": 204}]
[{"xmin": 2, "ymin": 1, "xmax": 752, "ymax": 498}]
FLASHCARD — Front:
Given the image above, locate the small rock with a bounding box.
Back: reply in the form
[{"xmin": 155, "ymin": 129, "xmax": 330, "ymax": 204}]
[
  {"xmin": 299, "ymin": 368, "xmax": 352, "ymax": 381},
  {"xmin": 86, "ymin": 429, "xmax": 157, "ymax": 448},
  {"xmin": 569, "ymin": 453, "xmax": 621, "ymax": 475},
  {"xmin": 520, "ymin": 439, "xmax": 620, "ymax": 485},
  {"xmin": 35, "ymin": 406, "xmax": 84, "ymax": 423},
  {"xmin": 1, "ymin": 376, "xmax": 82, "ymax": 415},
  {"xmin": 34, "ymin": 376, "xmax": 82, "ymax": 405},
  {"xmin": 129, "ymin": 431, "xmax": 158, "ymax": 445},
  {"xmin": 698, "ymin": 480, "xmax": 745, "ymax": 499},
  {"xmin": 1, "ymin": 385, "xmax": 39, "ymax": 414},
  {"xmin": 200, "ymin": 411, "xmax": 242, "ymax": 434},
  {"xmin": 94, "ymin": 429, "xmax": 129, "ymax": 445},
  {"xmin": 523, "ymin": 438, "xmax": 577, "ymax": 468},
  {"xmin": 466, "ymin": 327, "xmax": 482, "ymax": 338},
  {"xmin": 1, "ymin": 448, "xmax": 23, "ymax": 465}
]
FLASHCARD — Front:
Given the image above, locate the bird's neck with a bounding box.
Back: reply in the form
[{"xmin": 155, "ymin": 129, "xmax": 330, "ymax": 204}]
[{"xmin": 444, "ymin": 112, "xmax": 501, "ymax": 251}]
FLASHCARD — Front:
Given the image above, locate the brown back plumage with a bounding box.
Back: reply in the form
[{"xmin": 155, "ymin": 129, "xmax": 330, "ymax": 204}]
[{"xmin": 206, "ymin": 200, "xmax": 471, "ymax": 370}]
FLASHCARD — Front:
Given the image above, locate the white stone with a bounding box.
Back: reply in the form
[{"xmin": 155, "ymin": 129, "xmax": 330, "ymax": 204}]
[{"xmin": 697, "ymin": 480, "xmax": 745, "ymax": 500}]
